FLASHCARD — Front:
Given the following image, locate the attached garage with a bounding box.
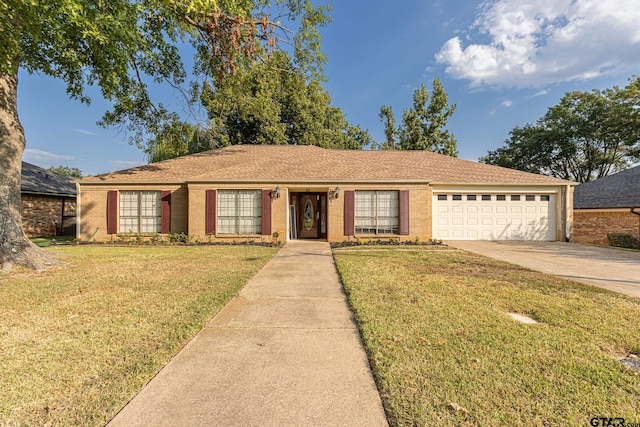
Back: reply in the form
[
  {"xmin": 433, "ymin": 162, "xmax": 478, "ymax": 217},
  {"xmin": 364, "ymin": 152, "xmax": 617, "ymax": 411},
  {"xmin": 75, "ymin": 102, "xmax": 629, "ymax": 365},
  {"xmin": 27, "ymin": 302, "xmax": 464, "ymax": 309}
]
[{"xmin": 432, "ymin": 191, "xmax": 557, "ymax": 241}]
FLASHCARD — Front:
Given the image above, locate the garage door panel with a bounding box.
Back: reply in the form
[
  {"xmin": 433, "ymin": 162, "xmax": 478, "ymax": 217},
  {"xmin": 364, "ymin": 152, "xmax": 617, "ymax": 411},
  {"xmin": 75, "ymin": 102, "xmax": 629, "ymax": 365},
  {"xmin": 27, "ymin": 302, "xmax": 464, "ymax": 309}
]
[{"xmin": 433, "ymin": 193, "xmax": 556, "ymax": 241}]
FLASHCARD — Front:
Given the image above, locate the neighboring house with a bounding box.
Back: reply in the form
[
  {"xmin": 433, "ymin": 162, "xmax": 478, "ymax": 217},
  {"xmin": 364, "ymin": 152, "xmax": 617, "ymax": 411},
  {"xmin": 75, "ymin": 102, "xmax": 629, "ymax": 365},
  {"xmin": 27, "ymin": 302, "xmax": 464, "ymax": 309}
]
[
  {"xmin": 21, "ymin": 162, "xmax": 77, "ymax": 237},
  {"xmin": 573, "ymin": 166, "xmax": 640, "ymax": 246},
  {"xmin": 77, "ymin": 145, "xmax": 573, "ymax": 242}
]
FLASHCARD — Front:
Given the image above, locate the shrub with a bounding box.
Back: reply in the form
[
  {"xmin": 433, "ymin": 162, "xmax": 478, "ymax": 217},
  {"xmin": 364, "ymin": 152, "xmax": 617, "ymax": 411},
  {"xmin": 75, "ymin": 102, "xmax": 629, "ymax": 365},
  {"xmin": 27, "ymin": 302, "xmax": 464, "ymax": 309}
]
[
  {"xmin": 607, "ymin": 233, "xmax": 639, "ymax": 249},
  {"xmin": 167, "ymin": 232, "xmax": 193, "ymax": 244}
]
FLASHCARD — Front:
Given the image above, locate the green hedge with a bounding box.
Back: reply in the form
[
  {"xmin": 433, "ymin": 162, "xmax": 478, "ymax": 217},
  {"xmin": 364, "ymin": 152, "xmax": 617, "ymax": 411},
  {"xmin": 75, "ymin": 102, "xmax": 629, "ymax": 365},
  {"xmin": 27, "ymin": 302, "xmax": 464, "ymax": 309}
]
[{"xmin": 607, "ymin": 233, "xmax": 639, "ymax": 249}]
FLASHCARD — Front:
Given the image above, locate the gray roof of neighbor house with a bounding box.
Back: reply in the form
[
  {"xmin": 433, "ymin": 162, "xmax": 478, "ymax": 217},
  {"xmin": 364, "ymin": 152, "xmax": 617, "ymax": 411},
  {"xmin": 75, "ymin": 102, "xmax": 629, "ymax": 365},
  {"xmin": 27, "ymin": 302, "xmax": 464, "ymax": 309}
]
[
  {"xmin": 21, "ymin": 162, "xmax": 77, "ymax": 197},
  {"xmin": 573, "ymin": 166, "xmax": 640, "ymax": 209},
  {"xmin": 80, "ymin": 145, "xmax": 570, "ymax": 185}
]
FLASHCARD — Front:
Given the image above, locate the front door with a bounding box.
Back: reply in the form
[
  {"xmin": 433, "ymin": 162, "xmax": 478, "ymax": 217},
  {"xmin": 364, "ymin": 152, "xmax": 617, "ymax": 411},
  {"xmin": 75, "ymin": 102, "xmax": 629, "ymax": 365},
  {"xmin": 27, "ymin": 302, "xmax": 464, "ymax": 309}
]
[{"xmin": 295, "ymin": 193, "xmax": 327, "ymax": 239}]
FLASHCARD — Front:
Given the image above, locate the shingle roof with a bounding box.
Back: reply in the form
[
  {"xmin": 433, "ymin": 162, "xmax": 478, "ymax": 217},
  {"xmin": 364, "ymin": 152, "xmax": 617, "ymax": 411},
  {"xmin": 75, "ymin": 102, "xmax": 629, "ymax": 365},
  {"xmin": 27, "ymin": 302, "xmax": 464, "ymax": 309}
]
[
  {"xmin": 573, "ymin": 166, "xmax": 640, "ymax": 209},
  {"xmin": 81, "ymin": 145, "xmax": 569, "ymax": 185},
  {"xmin": 21, "ymin": 162, "xmax": 77, "ymax": 197}
]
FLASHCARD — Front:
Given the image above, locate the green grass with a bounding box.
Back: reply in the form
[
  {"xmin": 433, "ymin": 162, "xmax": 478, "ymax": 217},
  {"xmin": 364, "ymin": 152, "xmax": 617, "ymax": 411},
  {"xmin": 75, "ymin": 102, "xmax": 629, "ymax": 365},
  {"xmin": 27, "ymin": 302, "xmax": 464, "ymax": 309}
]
[
  {"xmin": 0, "ymin": 245, "xmax": 277, "ymax": 426},
  {"xmin": 333, "ymin": 246, "xmax": 640, "ymax": 427},
  {"xmin": 29, "ymin": 235, "xmax": 76, "ymax": 246}
]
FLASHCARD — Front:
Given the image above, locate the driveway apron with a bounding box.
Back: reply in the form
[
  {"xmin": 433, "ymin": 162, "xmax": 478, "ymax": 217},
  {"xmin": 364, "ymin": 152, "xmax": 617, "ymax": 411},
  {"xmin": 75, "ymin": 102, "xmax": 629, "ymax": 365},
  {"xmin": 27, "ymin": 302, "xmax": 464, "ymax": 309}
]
[
  {"xmin": 446, "ymin": 241, "xmax": 640, "ymax": 298},
  {"xmin": 107, "ymin": 240, "xmax": 388, "ymax": 427}
]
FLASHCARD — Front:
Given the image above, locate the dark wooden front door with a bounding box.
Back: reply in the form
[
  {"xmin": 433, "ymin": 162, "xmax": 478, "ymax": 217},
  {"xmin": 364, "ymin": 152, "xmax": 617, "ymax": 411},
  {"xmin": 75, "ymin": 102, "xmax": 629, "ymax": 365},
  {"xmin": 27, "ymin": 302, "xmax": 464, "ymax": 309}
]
[{"xmin": 294, "ymin": 192, "xmax": 327, "ymax": 239}]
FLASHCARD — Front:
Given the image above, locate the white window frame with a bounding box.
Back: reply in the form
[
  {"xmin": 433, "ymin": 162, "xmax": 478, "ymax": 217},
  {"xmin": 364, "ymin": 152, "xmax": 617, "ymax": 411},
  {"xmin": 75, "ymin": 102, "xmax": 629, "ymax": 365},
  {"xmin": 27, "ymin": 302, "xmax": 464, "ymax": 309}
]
[
  {"xmin": 119, "ymin": 191, "xmax": 161, "ymax": 233},
  {"xmin": 217, "ymin": 190, "xmax": 262, "ymax": 234},
  {"xmin": 355, "ymin": 190, "xmax": 399, "ymax": 235}
]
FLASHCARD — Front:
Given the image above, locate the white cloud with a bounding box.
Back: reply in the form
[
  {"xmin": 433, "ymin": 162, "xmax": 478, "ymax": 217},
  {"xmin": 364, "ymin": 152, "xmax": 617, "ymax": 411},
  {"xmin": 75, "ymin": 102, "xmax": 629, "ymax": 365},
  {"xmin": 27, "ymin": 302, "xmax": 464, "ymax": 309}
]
[
  {"xmin": 23, "ymin": 148, "xmax": 75, "ymax": 167},
  {"xmin": 435, "ymin": 0, "xmax": 640, "ymax": 88},
  {"xmin": 501, "ymin": 100, "xmax": 513, "ymax": 107},
  {"xmin": 73, "ymin": 128, "xmax": 97, "ymax": 136}
]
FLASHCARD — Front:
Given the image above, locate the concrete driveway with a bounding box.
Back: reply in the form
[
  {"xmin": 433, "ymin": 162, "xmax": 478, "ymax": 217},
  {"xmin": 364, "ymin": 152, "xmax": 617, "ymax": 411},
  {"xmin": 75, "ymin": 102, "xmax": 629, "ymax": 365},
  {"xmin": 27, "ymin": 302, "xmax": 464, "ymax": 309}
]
[{"xmin": 446, "ymin": 241, "xmax": 640, "ymax": 298}]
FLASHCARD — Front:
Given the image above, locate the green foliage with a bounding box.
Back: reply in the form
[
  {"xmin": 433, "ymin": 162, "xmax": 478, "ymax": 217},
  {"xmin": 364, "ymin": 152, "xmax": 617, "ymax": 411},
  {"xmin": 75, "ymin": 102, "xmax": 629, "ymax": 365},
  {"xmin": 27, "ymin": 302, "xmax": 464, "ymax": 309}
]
[
  {"xmin": 48, "ymin": 165, "xmax": 83, "ymax": 178},
  {"xmin": 607, "ymin": 233, "xmax": 639, "ymax": 249},
  {"xmin": 2, "ymin": 0, "xmax": 331, "ymax": 150},
  {"xmin": 167, "ymin": 232, "xmax": 194, "ymax": 243},
  {"xmin": 378, "ymin": 105, "xmax": 396, "ymax": 150},
  {"xmin": 377, "ymin": 79, "xmax": 458, "ymax": 156},
  {"xmin": 481, "ymin": 77, "xmax": 640, "ymax": 182},
  {"xmin": 147, "ymin": 51, "xmax": 370, "ymax": 161}
]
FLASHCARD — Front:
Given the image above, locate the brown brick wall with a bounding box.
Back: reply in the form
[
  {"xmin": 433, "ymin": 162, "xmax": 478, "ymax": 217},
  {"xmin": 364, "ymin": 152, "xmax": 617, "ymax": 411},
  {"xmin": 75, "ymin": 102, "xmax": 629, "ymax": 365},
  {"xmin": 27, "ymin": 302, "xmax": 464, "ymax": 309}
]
[
  {"xmin": 572, "ymin": 209, "xmax": 640, "ymax": 246},
  {"xmin": 78, "ymin": 184, "xmax": 188, "ymax": 241},
  {"xmin": 21, "ymin": 194, "xmax": 76, "ymax": 237}
]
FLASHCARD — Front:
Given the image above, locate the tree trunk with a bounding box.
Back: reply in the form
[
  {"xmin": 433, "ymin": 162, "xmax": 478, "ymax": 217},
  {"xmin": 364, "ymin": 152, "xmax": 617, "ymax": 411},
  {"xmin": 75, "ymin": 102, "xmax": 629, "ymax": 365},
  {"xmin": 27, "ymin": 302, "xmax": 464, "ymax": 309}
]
[{"xmin": 0, "ymin": 70, "xmax": 60, "ymax": 272}]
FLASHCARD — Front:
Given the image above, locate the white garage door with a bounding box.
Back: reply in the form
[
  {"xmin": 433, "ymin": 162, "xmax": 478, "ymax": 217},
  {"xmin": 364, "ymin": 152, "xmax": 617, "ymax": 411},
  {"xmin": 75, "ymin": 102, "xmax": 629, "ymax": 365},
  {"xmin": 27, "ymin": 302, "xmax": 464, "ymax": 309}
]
[{"xmin": 433, "ymin": 193, "xmax": 556, "ymax": 241}]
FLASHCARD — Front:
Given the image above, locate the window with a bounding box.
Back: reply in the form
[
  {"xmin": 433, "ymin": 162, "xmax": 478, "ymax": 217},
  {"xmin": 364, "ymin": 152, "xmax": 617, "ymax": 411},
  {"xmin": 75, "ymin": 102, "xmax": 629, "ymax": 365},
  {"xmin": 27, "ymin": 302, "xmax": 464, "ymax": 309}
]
[
  {"xmin": 437, "ymin": 194, "xmax": 447, "ymax": 201},
  {"xmin": 355, "ymin": 191, "xmax": 399, "ymax": 234},
  {"xmin": 496, "ymin": 195, "xmax": 506, "ymax": 201},
  {"xmin": 482, "ymin": 195, "xmax": 491, "ymax": 201},
  {"xmin": 452, "ymin": 194, "xmax": 462, "ymax": 201},
  {"xmin": 541, "ymin": 195, "xmax": 550, "ymax": 201},
  {"xmin": 119, "ymin": 191, "xmax": 161, "ymax": 233},
  {"xmin": 526, "ymin": 195, "xmax": 536, "ymax": 201},
  {"xmin": 467, "ymin": 195, "xmax": 477, "ymax": 201},
  {"xmin": 217, "ymin": 190, "xmax": 262, "ymax": 234},
  {"xmin": 511, "ymin": 195, "xmax": 521, "ymax": 201}
]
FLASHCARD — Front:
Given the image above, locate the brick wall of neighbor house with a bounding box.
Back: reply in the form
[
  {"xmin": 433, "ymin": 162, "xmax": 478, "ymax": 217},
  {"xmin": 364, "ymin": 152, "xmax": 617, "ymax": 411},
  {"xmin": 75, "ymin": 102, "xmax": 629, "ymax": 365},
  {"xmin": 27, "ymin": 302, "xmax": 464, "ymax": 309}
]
[
  {"xmin": 78, "ymin": 184, "xmax": 188, "ymax": 240},
  {"xmin": 572, "ymin": 209, "xmax": 640, "ymax": 246},
  {"xmin": 21, "ymin": 194, "xmax": 77, "ymax": 237}
]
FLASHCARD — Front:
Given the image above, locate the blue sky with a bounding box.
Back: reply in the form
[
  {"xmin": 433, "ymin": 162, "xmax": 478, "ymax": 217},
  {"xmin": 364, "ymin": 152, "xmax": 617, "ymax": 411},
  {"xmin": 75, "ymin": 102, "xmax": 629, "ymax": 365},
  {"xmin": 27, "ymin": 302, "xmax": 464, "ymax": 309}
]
[{"xmin": 19, "ymin": 0, "xmax": 640, "ymax": 176}]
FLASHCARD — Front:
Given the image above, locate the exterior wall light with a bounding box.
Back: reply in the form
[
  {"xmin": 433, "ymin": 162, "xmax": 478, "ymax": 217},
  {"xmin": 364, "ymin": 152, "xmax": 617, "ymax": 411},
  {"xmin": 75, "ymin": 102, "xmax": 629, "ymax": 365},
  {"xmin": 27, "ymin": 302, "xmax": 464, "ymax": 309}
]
[
  {"xmin": 330, "ymin": 186, "xmax": 340, "ymax": 199},
  {"xmin": 271, "ymin": 186, "xmax": 281, "ymax": 199}
]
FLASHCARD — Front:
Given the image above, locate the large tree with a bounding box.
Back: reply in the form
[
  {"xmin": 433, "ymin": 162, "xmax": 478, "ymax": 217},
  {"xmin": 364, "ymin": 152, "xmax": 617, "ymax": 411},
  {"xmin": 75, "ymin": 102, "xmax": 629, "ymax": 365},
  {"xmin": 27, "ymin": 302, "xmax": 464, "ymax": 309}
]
[
  {"xmin": 481, "ymin": 77, "xmax": 640, "ymax": 183},
  {"xmin": 147, "ymin": 51, "xmax": 371, "ymax": 162},
  {"xmin": 378, "ymin": 78, "xmax": 457, "ymax": 156},
  {"xmin": 0, "ymin": 0, "xmax": 329, "ymax": 272}
]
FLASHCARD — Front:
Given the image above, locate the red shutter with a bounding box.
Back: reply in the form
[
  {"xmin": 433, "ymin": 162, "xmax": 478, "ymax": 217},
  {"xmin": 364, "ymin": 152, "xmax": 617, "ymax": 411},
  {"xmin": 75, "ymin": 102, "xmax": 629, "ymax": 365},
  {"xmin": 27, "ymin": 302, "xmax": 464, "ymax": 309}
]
[
  {"xmin": 399, "ymin": 190, "xmax": 409, "ymax": 235},
  {"xmin": 344, "ymin": 190, "xmax": 355, "ymax": 236},
  {"xmin": 161, "ymin": 190, "xmax": 171, "ymax": 234},
  {"xmin": 205, "ymin": 190, "xmax": 217, "ymax": 234},
  {"xmin": 261, "ymin": 189, "xmax": 272, "ymax": 235},
  {"xmin": 107, "ymin": 190, "xmax": 118, "ymax": 234}
]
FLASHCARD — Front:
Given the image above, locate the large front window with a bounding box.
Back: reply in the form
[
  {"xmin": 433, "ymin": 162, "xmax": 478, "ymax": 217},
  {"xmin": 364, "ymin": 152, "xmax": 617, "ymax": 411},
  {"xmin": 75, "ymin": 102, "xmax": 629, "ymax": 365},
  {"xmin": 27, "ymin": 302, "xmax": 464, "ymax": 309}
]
[
  {"xmin": 355, "ymin": 191, "xmax": 399, "ymax": 234},
  {"xmin": 217, "ymin": 190, "xmax": 262, "ymax": 234},
  {"xmin": 119, "ymin": 191, "xmax": 161, "ymax": 233}
]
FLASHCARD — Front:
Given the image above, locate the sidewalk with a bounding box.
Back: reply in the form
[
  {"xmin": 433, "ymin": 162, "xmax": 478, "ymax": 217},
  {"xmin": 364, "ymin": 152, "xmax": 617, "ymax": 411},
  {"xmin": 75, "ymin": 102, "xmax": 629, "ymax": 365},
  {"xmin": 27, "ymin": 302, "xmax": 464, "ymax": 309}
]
[{"xmin": 107, "ymin": 240, "xmax": 388, "ymax": 426}]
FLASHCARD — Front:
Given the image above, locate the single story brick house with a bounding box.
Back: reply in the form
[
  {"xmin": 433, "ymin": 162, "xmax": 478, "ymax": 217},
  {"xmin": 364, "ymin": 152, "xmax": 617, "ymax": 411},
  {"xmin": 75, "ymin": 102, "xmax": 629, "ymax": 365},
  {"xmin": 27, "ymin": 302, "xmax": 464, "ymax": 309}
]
[
  {"xmin": 77, "ymin": 145, "xmax": 573, "ymax": 243},
  {"xmin": 21, "ymin": 162, "xmax": 77, "ymax": 237},
  {"xmin": 573, "ymin": 166, "xmax": 640, "ymax": 246}
]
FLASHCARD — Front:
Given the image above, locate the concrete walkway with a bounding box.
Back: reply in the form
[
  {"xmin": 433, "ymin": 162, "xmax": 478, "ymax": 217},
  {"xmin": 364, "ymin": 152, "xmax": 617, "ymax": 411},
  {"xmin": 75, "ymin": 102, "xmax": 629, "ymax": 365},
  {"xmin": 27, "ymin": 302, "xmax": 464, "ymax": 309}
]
[
  {"xmin": 108, "ymin": 240, "xmax": 388, "ymax": 427},
  {"xmin": 446, "ymin": 241, "xmax": 640, "ymax": 298}
]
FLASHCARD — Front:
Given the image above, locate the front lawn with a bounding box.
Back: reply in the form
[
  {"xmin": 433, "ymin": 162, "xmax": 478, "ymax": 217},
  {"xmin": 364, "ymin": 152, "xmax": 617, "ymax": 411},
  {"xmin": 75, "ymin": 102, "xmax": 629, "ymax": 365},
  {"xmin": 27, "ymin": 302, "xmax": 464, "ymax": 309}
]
[
  {"xmin": 333, "ymin": 247, "xmax": 640, "ymax": 426},
  {"xmin": 0, "ymin": 245, "xmax": 277, "ymax": 426}
]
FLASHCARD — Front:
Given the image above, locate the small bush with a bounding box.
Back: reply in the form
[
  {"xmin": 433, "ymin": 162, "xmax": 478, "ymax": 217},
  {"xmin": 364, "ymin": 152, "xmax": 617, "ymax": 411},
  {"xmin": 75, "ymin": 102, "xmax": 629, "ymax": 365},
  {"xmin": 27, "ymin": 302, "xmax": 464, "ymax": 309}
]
[
  {"xmin": 607, "ymin": 233, "xmax": 639, "ymax": 249},
  {"xmin": 167, "ymin": 232, "xmax": 194, "ymax": 244}
]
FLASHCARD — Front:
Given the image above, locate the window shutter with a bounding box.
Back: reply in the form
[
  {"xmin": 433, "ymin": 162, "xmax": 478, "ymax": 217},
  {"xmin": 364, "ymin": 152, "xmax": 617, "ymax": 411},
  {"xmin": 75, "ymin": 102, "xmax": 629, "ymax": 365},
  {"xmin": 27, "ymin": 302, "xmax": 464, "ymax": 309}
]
[
  {"xmin": 107, "ymin": 190, "xmax": 118, "ymax": 234},
  {"xmin": 261, "ymin": 189, "xmax": 272, "ymax": 235},
  {"xmin": 344, "ymin": 190, "xmax": 355, "ymax": 236},
  {"xmin": 161, "ymin": 190, "xmax": 171, "ymax": 234},
  {"xmin": 205, "ymin": 190, "xmax": 217, "ymax": 234},
  {"xmin": 399, "ymin": 190, "xmax": 409, "ymax": 235}
]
